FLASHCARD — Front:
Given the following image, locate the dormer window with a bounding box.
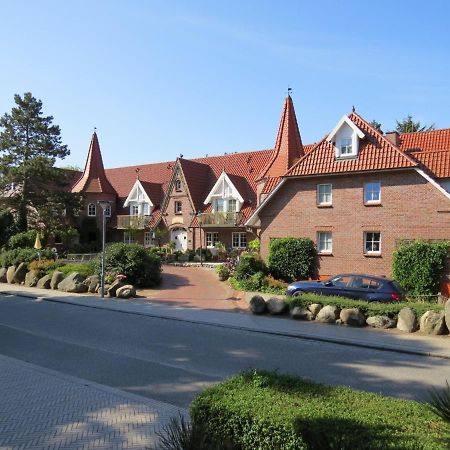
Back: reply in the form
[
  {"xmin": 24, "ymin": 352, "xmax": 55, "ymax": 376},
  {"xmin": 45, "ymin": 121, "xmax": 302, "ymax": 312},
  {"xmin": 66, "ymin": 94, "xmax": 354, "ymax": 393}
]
[
  {"xmin": 131, "ymin": 205, "xmax": 139, "ymax": 216},
  {"xmin": 214, "ymin": 198, "xmax": 237, "ymax": 212},
  {"xmin": 123, "ymin": 179, "xmax": 154, "ymax": 217},
  {"xmin": 327, "ymin": 115, "xmax": 365, "ymax": 159},
  {"xmin": 340, "ymin": 138, "xmax": 353, "ymax": 155},
  {"xmin": 204, "ymin": 171, "xmax": 245, "ymax": 214}
]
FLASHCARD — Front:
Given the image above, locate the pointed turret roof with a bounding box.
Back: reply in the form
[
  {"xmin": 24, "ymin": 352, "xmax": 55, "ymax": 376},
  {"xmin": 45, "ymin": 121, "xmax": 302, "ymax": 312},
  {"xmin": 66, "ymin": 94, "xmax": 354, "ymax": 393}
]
[
  {"xmin": 257, "ymin": 94, "xmax": 304, "ymax": 180},
  {"xmin": 72, "ymin": 132, "xmax": 116, "ymax": 194}
]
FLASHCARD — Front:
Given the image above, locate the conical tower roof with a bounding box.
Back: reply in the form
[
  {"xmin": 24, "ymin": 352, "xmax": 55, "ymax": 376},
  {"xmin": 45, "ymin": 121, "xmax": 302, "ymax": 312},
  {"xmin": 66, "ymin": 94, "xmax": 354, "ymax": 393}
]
[
  {"xmin": 72, "ymin": 132, "xmax": 116, "ymax": 194},
  {"xmin": 257, "ymin": 94, "xmax": 304, "ymax": 180}
]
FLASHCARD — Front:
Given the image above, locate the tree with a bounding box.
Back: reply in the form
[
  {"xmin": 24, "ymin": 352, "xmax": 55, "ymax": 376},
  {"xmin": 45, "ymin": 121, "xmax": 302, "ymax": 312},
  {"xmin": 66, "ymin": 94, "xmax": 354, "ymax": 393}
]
[
  {"xmin": 369, "ymin": 120, "xmax": 382, "ymax": 132},
  {"xmin": 395, "ymin": 115, "xmax": 435, "ymax": 133},
  {"xmin": 0, "ymin": 92, "xmax": 72, "ymax": 231}
]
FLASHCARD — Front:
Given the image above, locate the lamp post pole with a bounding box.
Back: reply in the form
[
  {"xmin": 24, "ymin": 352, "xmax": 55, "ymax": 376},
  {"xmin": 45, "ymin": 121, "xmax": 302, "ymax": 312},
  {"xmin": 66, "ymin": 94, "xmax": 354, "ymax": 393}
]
[
  {"xmin": 197, "ymin": 211, "xmax": 203, "ymax": 267},
  {"xmin": 98, "ymin": 201, "xmax": 111, "ymax": 298}
]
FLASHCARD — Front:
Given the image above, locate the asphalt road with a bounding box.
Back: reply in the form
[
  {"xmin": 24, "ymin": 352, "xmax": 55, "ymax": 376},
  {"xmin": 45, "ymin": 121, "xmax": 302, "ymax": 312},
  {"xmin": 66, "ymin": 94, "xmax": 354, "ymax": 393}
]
[{"xmin": 1, "ymin": 293, "xmax": 449, "ymax": 408}]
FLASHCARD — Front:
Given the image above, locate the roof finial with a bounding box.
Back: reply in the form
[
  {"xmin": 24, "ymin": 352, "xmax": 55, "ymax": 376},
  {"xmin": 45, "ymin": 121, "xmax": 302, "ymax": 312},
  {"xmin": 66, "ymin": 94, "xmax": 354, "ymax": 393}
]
[
  {"xmin": 135, "ymin": 167, "xmax": 140, "ymax": 180},
  {"xmin": 352, "ymin": 105, "xmax": 356, "ymax": 112},
  {"xmin": 94, "ymin": 126, "xmax": 97, "ymax": 133},
  {"xmin": 287, "ymin": 86, "xmax": 292, "ymax": 97}
]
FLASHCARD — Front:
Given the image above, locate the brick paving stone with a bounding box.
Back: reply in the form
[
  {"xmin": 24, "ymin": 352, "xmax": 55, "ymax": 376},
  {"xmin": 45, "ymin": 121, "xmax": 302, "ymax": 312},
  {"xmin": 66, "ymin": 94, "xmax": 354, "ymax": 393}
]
[{"xmin": 0, "ymin": 354, "xmax": 187, "ymax": 450}]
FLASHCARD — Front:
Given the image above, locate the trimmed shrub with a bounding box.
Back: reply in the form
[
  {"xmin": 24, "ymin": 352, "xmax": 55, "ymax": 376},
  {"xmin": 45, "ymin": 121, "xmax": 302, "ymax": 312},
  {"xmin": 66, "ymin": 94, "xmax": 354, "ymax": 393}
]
[
  {"xmin": 0, "ymin": 248, "xmax": 54, "ymax": 267},
  {"xmin": 57, "ymin": 262, "xmax": 96, "ymax": 279},
  {"xmin": 268, "ymin": 237, "xmax": 316, "ymax": 282},
  {"xmin": 7, "ymin": 230, "xmax": 40, "ymax": 249},
  {"xmin": 92, "ymin": 243, "xmax": 161, "ymax": 287},
  {"xmin": 393, "ymin": 240, "xmax": 449, "ymax": 297},
  {"xmin": 190, "ymin": 370, "xmax": 448, "ymax": 450},
  {"xmin": 28, "ymin": 259, "xmax": 63, "ymax": 276},
  {"xmin": 234, "ymin": 252, "xmax": 266, "ymax": 281}
]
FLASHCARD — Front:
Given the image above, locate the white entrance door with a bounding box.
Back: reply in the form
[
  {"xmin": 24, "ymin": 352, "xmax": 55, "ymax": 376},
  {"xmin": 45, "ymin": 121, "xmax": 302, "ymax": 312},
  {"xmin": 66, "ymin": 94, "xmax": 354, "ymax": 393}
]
[{"xmin": 171, "ymin": 228, "xmax": 187, "ymax": 252}]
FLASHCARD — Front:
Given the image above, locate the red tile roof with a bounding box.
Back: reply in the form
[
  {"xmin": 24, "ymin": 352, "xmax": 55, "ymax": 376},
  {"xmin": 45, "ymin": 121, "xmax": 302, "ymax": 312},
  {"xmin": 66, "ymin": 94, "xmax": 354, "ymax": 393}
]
[
  {"xmin": 287, "ymin": 113, "xmax": 417, "ymax": 177},
  {"xmin": 72, "ymin": 133, "xmax": 116, "ymax": 194},
  {"xmin": 400, "ymin": 128, "xmax": 450, "ymax": 152}
]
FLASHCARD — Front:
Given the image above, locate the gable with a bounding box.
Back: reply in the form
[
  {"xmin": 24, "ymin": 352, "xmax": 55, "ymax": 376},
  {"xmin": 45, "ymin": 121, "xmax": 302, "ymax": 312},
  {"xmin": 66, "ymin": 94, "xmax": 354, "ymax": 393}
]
[
  {"xmin": 123, "ymin": 179, "xmax": 153, "ymax": 207},
  {"xmin": 204, "ymin": 171, "xmax": 245, "ymax": 205}
]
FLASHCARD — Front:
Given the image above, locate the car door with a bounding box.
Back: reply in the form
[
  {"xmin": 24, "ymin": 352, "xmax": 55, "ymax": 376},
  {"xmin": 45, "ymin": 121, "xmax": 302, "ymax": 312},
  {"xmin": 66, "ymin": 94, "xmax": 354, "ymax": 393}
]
[{"xmin": 322, "ymin": 275, "xmax": 353, "ymax": 297}]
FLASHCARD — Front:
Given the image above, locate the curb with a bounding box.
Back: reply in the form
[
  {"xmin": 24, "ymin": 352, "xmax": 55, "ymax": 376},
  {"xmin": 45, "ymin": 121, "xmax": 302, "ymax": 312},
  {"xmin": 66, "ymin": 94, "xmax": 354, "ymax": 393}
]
[{"xmin": 2, "ymin": 288, "xmax": 449, "ymax": 361}]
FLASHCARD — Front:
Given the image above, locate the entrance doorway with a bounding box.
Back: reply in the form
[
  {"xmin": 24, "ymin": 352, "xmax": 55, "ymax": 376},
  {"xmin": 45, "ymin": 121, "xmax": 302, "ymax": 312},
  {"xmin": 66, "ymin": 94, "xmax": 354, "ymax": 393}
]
[{"xmin": 171, "ymin": 227, "xmax": 187, "ymax": 252}]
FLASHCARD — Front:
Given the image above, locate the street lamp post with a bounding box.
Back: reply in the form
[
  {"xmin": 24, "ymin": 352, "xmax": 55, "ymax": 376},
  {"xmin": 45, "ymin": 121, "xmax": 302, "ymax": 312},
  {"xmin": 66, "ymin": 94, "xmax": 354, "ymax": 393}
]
[
  {"xmin": 197, "ymin": 211, "xmax": 203, "ymax": 267},
  {"xmin": 98, "ymin": 201, "xmax": 111, "ymax": 298}
]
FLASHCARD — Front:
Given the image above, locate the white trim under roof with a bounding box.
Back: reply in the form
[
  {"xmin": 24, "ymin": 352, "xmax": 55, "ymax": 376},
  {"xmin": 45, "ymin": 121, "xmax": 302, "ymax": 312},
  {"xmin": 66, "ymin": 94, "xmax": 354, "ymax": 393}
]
[
  {"xmin": 203, "ymin": 171, "xmax": 244, "ymax": 205},
  {"xmin": 123, "ymin": 179, "xmax": 154, "ymax": 207},
  {"xmin": 326, "ymin": 115, "xmax": 365, "ymax": 142}
]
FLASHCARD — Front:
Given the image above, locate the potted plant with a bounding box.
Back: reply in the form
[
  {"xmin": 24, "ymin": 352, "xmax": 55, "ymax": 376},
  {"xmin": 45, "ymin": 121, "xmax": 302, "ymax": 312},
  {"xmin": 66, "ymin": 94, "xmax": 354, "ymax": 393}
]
[{"xmin": 215, "ymin": 263, "xmax": 230, "ymax": 281}]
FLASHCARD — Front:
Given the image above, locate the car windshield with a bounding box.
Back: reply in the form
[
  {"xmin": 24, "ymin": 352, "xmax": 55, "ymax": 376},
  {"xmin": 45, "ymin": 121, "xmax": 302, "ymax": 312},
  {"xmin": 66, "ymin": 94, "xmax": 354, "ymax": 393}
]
[{"xmin": 329, "ymin": 275, "xmax": 352, "ymax": 287}]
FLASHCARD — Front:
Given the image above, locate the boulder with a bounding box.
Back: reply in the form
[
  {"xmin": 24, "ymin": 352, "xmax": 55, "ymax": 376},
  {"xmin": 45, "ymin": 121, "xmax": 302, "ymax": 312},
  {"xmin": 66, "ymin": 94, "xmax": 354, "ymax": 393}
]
[
  {"xmin": 420, "ymin": 311, "xmax": 448, "ymax": 335},
  {"xmin": 249, "ymin": 295, "xmax": 266, "ymax": 314},
  {"xmin": 24, "ymin": 270, "xmax": 40, "ymax": 287},
  {"xmin": 6, "ymin": 266, "xmax": 16, "ymax": 284},
  {"xmin": 308, "ymin": 303, "xmax": 322, "ymax": 316},
  {"xmin": 445, "ymin": 299, "xmax": 450, "ymax": 332},
  {"xmin": 0, "ymin": 267, "xmax": 7, "ymax": 283},
  {"xmin": 366, "ymin": 315, "xmax": 397, "ymax": 329},
  {"xmin": 397, "ymin": 307, "xmax": 418, "ymax": 333},
  {"xmin": 13, "ymin": 262, "xmax": 28, "ymax": 284},
  {"xmin": 116, "ymin": 285, "xmax": 136, "ymax": 299},
  {"xmin": 58, "ymin": 272, "xmax": 88, "ymax": 293},
  {"xmin": 107, "ymin": 280, "xmax": 125, "ymax": 297},
  {"xmin": 340, "ymin": 308, "xmax": 366, "ymax": 327},
  {"xmin": 290, "ymin": 307, "xmax": 314, "ymax": 321},
  {"xmin": 316, "ymin": 305, "xmax": 340, "ymax": 323},
  {"xmin": 37, "ymin": 274, "xmax": 52, "ymax": 289},
  {"xmin": 266, "ymin": 297, "xmax": 286, "ymax": 315},
  {"xmin": 84, "ymin": 275, "xmax": 100, "ymax": 294},
  {"xmin": 50, "ymin": 271, "xmax": 65, "ymax": 290}
]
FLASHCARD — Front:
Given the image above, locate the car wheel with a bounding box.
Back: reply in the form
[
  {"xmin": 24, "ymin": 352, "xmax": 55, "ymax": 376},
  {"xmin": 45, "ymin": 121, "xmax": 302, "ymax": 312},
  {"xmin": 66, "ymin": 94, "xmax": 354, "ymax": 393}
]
[{"xmin": 292, "ymin": 291, "xmax": 304, "ymax": 297}]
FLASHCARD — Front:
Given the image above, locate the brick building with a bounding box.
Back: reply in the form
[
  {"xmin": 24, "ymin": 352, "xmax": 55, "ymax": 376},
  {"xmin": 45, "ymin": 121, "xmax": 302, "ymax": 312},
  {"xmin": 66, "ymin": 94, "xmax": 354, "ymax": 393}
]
[{"xmin": 71, "ymin": 95, "xmax": 450, "ymax": 281}]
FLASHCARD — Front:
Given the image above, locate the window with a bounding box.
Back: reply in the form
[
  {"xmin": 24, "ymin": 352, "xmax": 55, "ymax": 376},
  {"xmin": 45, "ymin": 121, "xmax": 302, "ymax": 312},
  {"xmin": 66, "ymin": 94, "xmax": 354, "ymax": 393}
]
[
  {"xmin": 124, "ymin": 232, "xmax": 135, "ymax": 244},
  {"xmin": 364, "ymin": 182, "xmax": 381, "ymax": 204},
  {"xmin": 214, "ymin": 198, "xmax": 225, "ymax": 212},
  {"xmin": 175, "ymin": 179, "xmax": 182, "ymax": 192},
  {"xmin": 87, "ymin": 203, "xmax": 96, "ymax": 216},
  {"xmin": 340, "ymin": 137, "xmax": 353, "ymax": 155},
  {"xmin": 131, "ymin": 204, "xmax": 139, "ymax": 216},
  {"xmin": 104, "ymin": 205, "xmax": 111, "ymax": 217},
  {"xmin": 206, "ymin": 232, "xmax": 219, "ymax": 248},
  {"xmin": 364, "ymin": 232, "xmax": 381, "ymax": 254},
  {"xmin": 317, "ymin": 184, "xmax": 332, "ymax": 205},
  {"xmin": 144, "ymin": 231, "xmax": 152, "ymax": 247},
  {"xmin": 317, "ymin": 231, "xmax": 332, "ymax": 254},
  {"xmin": 228, "ymin": 199, "xmax": 237, "ymax": 212},
  {"xmin": 174, "ymin": 201, "xmax": 182, "ymax": 214},
  {"xmin": 232, "ymin": 232, "xmax": 247, "ymax": 248}
]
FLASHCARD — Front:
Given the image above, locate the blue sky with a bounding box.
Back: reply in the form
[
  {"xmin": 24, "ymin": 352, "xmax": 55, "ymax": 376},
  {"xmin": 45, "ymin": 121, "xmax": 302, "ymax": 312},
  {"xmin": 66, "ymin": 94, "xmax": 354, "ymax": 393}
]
[{"xmin": 1, "ymin": 0, "xmax": 449, "ymax": 169}]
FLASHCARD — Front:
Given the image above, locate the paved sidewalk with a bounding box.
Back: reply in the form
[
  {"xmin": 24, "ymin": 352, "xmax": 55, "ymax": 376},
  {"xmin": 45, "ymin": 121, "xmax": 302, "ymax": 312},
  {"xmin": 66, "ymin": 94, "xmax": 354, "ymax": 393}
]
[
  {"xmin": 0, "ymin": 354, "xmax": 186, "ymax": 450},
  {"xmin": 1, "ymin": 283, "xmax": 449, "ymax": 360}
]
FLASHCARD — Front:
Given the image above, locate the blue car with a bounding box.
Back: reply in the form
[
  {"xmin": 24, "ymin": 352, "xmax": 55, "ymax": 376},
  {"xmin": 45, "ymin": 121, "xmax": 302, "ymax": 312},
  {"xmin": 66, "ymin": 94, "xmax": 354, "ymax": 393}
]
[{"xmin": 286, "ymin": 273, "xmax": 403, "ymax": 302}]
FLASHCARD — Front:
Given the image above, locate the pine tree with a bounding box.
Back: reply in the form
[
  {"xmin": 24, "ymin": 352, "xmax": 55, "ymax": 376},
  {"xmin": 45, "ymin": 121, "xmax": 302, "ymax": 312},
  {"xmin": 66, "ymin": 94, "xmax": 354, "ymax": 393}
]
[
  {"xmin": 0, "ymin": 92, "xmax": 73, "ymax": 231},
  {"xmin": 395, "ymin": 115, "xmax": 435, "ymax": 133}
]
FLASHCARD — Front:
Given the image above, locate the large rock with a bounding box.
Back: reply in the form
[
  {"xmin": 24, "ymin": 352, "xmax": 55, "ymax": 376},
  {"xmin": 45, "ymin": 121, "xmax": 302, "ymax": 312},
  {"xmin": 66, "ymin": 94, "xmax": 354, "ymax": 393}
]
[
  {"xmin": 0, "ymin": 267, "xmax": 7, "ymax": 283},
  {"xmin": 51, "ymin": 271, "xmax": 65, "ymax": 290},
  {"xmin": 266, "ymin": 297, "xmax": 286, "ymax": 315},
  {"xmin": 420, "ymin": 311, "xmax": 448, "ymax": 335},
  {"xmin": 116, "ymin": 285, "xmax": 136, "ymax": 299},
  {"xmin": 84, "ymin": 275, "xmax": 100, "ymax": 294},
  {"xmin": 6, "ymin": 266, "xmax": 16, "ymax": 284},
  {"xmin": 290, "ymin": 307, "xmax": 314, "ymax": 321},
  {"xmin": 340, "ymin": 308, "xmax": 366, "ymax": 327},
  {"xmin": 308, "ymin": 303, "xmax": 322, "ymax": 316},
  {"xmin": 107, "ymin": 280, "xmax": 124, "ymax": 297},
  {"xmin": 316, "ymin": 305, "xmax": 340, "ymax": 323},
  {"xmin": 37, "ymin": 274, "xmax": 52, "ymax": 289},
  {"xmin": 445, "ymin": 299, "xmax": 450, "ymax": 332},
  {"xmin": 249, "ymin": 295, "xmax": 266, "ymax": 314},
  {"xmin": 58, "ymin": 272, "xmax": 88, "ymax": 293},
  {"xmin": 397, "ymin": 307, "xmax": 417, "ymax": 333},
  {"xmin": 24, "ymin": 270, "xmax": 39, "ymax": 287},
  {"xmin": 13, "ymin": 262, "xmax": 28, "ymax": 284},
  {"xmin": 366, "ymin": 315, "xmax": 397, "ymax": 329}
]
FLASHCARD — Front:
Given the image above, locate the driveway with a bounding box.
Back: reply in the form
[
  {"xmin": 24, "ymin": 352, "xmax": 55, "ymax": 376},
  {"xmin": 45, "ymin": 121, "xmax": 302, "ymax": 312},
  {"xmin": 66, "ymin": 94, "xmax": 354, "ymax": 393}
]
[{"xmin": 138, "ymin": 264, "xmax": 247, "ymax": 312}]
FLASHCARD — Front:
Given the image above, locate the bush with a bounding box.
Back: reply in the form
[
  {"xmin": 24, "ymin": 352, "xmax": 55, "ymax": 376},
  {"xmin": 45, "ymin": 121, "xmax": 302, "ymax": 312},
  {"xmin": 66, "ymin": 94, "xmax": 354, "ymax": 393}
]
[
  {"xmin": 28, "ymin": 259, "xmax": 63, "ymax": 276},
  {"xmin": 190, "ymin": 370, "xmax": 448, "ymax": 450},
  {"xmin": 92, "ymin": 243, "xmax": 161, "ymax": 287},
  {"xmin": 0, "ymin": 248, "xmax": 54, "ymax": 267},
  {"xmin": 234, "ymin": 252, "xmax": 266, "ymax": 281},
  {"xmin": 247, "ymin": 238, "xmax": 260, "ymax": 253},
  {"xmin": 393, "ymin": 240, "xmax": 449, "ymax": 297},
  {"xmin": 268, "ymin": 237, "xmax": 316, "ymax": 282},
  {"xmin": 57, "ymin": 262, "xmax": 96, "ymax": 279},
  {"xmin": 7, "ymin": 230, "xmax": 40, "ymax": 249}
]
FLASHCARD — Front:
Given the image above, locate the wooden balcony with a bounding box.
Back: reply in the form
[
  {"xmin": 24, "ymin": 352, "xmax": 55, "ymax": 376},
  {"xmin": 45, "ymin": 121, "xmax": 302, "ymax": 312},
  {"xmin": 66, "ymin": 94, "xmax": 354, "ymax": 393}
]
[
  {"xmin": 197, "ymin": 211, "xmax": 243, "ymax": 227},
  {"xmin": 116, "ymin": 215, "xmax": 151, "ymax": 229}
]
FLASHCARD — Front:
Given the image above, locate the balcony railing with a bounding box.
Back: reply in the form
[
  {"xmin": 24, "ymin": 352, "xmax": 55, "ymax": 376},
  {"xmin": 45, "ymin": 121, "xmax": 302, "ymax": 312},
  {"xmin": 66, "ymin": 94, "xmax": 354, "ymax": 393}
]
[
  {"xmin": 116, "ymin": 215, "xmax": 151, "ymax": 229},
  {"xmin": 197, "ymin": 211, "xmax": 243, "ymax": 227}
]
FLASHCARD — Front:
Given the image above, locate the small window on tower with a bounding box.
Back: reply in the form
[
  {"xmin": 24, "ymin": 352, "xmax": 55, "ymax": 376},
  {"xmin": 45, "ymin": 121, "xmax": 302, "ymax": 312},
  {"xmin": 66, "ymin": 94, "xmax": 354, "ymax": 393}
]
[{"xmin": 175, "ymin": 179, "xmax": 182, "ymax": 192}]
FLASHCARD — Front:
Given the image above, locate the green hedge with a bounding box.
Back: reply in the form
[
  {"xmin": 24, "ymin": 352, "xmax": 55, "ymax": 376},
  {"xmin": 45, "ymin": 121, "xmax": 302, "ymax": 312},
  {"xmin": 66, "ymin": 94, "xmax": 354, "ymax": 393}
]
[
  {"xmin": 286, "ymin": 293, "xmax": 443, "ymax": 318},
  {"xmin": 234, "ymin": 252, "xmax": 267, "ymax": 281},
  {"xmin": 57, "ymin": 262, "xmax": 96, "ymax": 279},
  {"xmin": 0, "ymin": 248, "xmax": 55, "ymax": 267},
  {"xmin": 268, "ymin": 237, "xmax": 316, "ymax": 282},
  {"xmin": 190, "ymin": 370, "xmax": 448, "ymax": 450}
]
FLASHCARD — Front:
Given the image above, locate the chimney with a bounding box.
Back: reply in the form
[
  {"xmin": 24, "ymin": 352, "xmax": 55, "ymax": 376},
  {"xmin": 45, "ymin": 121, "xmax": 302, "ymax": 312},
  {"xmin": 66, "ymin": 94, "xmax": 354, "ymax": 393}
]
[{"xmin": 385, "ymin": 131, "xmax": 400, "ymax": 147}]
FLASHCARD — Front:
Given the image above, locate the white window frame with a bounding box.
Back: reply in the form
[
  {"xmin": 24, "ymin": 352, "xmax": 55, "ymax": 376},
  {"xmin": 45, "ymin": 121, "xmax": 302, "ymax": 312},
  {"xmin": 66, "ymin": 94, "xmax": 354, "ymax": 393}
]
[
  {"xmin": 130, "ymin": 204, "xmax": 139, "ymax": 216},
  {"xmin": 144, "ymin": 231, "xmax": 152, "ymax": 247},
  {"xmin": 87, "ymin": 203, "xmax": 96, "ymax": 217},
  {"xmin": 317, "ymin": 231, "xmax": 332, "ymax": 254},
  {"xmin": 340, "ymin": 137, "xmax": 353, "ymax": 155},
  {"xmin": 124, "ymin": 232, "xmax": 135, "ymax": 244},
  {"xmin": 104, "ymin": 205, "xmax": 111, "ymax": 217},
  {"xmin": 228, "ymin": 199, "xmax": 237, "ymax": 212},
  {"xmin": 317, "ymin": 184, "xmax": 332, "ymax": 206},
  {"xmin": 174, "ymin": 200, "xmax": 182, "ymax": 215},
  {"xmin": 175, "ymin": 179, "xmax": 182, "ymax": 192},
  {"xmin": 364, "ymin": 232, "xmax": 381, "ymax": 255},
  {"xmin": 206, "ymin": 232, "xmax": 219, "ymax": 248},
  {"xmin": 364, "ymin": 182, "xmax": 381, "ymax": 204},
  {"xmin": 232, "ymin": 232, "xmax": 247, "ymax": 249}
]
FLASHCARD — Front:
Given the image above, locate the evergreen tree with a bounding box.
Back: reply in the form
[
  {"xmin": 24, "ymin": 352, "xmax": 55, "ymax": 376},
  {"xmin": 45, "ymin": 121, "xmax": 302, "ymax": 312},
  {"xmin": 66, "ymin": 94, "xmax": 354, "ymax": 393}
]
[
  {"xmin": 0, "ymin": 92, "xmax": 72, "ymax": 231},
  {"xmin": 369, "ymin": 120, "xmax": 382, "ymax": 132},
  {"xmin": 395, "ymin": 115, "xmax": 435, "ymax": 133}
]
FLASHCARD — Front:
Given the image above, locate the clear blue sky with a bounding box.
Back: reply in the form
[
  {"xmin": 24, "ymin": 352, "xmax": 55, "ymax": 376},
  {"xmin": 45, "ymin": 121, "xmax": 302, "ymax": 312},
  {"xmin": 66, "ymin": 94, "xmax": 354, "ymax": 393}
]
[{"xmin": 1, "ymin": 0, "xmax": 449, "ymax": 169}]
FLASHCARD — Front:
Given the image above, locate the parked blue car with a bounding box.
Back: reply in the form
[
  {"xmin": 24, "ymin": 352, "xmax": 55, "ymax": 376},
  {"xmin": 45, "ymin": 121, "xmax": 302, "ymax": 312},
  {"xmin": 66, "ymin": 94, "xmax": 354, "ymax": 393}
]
[{"xmin": 286, "ymin": 274, "xmax": 403, "ymax": 302}]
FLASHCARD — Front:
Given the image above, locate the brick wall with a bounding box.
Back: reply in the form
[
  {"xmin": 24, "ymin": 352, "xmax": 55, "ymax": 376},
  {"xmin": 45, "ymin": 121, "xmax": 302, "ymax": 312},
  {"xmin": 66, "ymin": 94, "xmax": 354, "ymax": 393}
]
[{"xmin": 259, "ymin": 170, "xmax": 450, "ymax": 278}]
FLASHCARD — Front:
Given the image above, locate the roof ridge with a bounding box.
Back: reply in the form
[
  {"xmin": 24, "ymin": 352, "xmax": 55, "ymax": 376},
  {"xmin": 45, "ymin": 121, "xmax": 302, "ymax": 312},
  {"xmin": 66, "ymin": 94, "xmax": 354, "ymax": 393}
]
[{"xmin": 400, "ymin": 127, "xmax": 450, "ymax": 137}]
